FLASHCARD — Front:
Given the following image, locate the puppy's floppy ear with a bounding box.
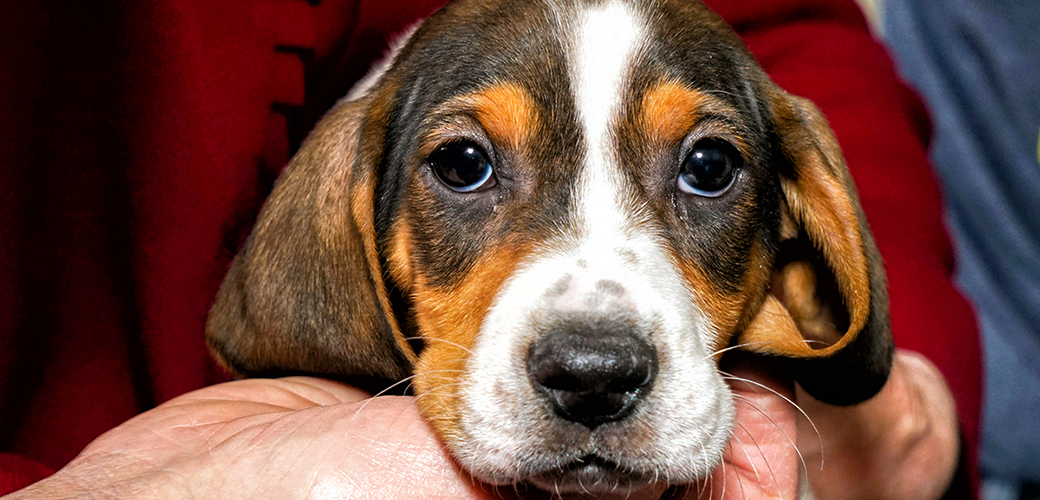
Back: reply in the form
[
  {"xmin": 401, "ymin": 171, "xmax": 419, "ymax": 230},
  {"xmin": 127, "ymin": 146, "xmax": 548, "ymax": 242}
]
[
  {"xmin": 737, "ymin": 89, "xmax": 893, "ymax": 405},
  {"xmin": 206, "ymin": 95, "xmax": 416, "ymax": 382}
]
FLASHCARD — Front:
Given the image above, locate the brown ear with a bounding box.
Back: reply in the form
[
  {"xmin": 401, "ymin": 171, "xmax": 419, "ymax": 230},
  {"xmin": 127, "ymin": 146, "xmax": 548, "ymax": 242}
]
[
  {"xmin": 206, "ymin": 97, "xmax": 416, "ymax": 382},
  {"xmin": 737, "ymin": 90, "xmax": 893, "ymax": 405}
]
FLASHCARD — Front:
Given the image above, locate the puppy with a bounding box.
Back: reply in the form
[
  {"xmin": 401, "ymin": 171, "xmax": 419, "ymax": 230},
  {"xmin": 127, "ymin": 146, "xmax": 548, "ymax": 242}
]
[{"xmin": 207, "ymin": 0, "xmax": 893, "ymax": 495}]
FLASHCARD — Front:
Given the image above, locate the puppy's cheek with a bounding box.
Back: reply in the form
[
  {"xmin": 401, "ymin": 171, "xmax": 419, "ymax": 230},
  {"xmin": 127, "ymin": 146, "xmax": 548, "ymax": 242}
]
[
  {"xmin": 409, "ymin": 244, "xmax": 529, "ymax": 441},
  {"xmin": 646, "ymin": 325, "xmax": 738, "ymax": 479},
  {"xmin": 414, "ymin": 347, "xmax": 468, "ymax": 440},
  {"xmin": 669, "ymin": 237, "xmax": 775, "ymax": 356},
  {"xmin": 672, "ymin": 258, "xmax": 744, "ymax": 354}
]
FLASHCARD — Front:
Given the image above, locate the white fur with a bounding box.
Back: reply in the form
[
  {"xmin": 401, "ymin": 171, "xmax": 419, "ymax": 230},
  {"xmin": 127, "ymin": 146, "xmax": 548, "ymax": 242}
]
[{"xmin": 453, "ymin": 1, "xmax": 735, "ymax": 493}]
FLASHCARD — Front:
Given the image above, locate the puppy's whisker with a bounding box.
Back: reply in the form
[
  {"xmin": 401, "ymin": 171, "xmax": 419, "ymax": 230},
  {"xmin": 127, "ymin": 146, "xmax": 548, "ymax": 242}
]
[
  {"xmin": 420, "ymin": 356, "xmax": 471, "ymax": 370},
  {"xmin": 733, "ymin": 408, "xmax": 786, "ymax": 500},
  {"xmin": 696, "ymin": 439, "xmax": 710, "ymax": 498},
  {"xmin": 414, "ymin": 380, "xmax": 464, "ymax": 395},
  {"xmin": 420, "ymin": 367, "xmax": 467, "ymax": 372},
  {"xmin": 733, "ymin": 393, "xmax": 810, "ymax": 477},
  {"xmin": 719, "ymin": 442, "xmax": 728, "ymax": 500},
  {"xmin": 414, "ymin": 388, "xmax": 463, "ymax": 398},
  {"xmin": 705, "ymin": 341, "xmax": 771, "ymax": 360},
  {"xmin": 705, "ymin": 339, "xmax": 830, "ymax": 361},
  {"xmin": 350, "ymin": 373, "xmax": 423, "ymax": 420},
  {"xmin": 414, "ymin": 382, "xmax": 465, "ymax": 400},
  {"xmin": 705, "ymin": 437, "xmax": 715, "ymax": 500},
  {"xmin": 732, "ymin": 445, "xmax": 748, "ymax": 500},
  {"xmin": 720, "ymin": 371, "xmax": 824, "ymax": 470},
  {"xmin": 731, "ymin": 423, "xmax": 763, "ymax": 486},
  {"xmin": 350, "ymin": 368, "xmax": 464, "ymax": 420},
  {"xmin": 416, "ymin": 380, "xmax": 466, "ymax": 389},
  {"xmin": 404, "ymin": 336, "xmax": 475, "ymax": 355}
]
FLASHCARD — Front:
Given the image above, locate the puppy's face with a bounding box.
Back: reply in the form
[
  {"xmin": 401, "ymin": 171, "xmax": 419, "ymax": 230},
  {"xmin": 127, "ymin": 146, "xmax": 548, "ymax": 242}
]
[
  {"xmin": 208, "ymin": 0, "xmax": 893, "ymax": 495},
  {"xmin": 386, "ymin": 0, "xmax": 773, "ymax": 490}
]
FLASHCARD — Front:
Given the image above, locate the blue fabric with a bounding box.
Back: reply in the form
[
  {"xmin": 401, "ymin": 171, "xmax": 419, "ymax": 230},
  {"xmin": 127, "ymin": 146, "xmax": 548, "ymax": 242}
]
[{"xmin": 882, "ymin": 0, "xmax": 1040, "ymax": 488}]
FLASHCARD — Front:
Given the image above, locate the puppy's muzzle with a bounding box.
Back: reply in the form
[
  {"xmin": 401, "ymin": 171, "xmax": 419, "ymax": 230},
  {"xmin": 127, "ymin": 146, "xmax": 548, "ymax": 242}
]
[{"xmin": 527, "ymin": 318, "xmax": 657, "ymax": 429}]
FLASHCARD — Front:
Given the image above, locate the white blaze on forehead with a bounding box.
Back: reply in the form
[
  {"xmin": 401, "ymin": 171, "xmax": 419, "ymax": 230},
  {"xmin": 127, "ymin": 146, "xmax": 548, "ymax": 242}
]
[
  {"xmin": 572, "ymin": 1, "xmax": 645, "ymax": 243},
  {"xmin": 574, "ymin": 2, "xmax": 643, "ymax": 144}
]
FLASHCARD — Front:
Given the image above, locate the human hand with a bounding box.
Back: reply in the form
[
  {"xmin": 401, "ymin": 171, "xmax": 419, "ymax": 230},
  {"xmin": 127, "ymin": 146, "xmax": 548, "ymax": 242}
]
[
  {"xmin": 5, "ymin": 350, "xmax": 954, "ymax": 500},
  {"xmin": 4, "ymin": 377, "xmax": 498, "ymax": 500},
  {"xmin": 697, "ymin": 354, "xmax": 800, "ymax": 500},
  {"xmin": 796, "ymin": 349, "xmax": 960, "ymax": 500},
  {"xmin": 702, "ymin": 348, "xmax": 961, "ymax": 500},
  {"xmin": 5, "ymin": 359, "xmax": 801, "ymax": 500}
]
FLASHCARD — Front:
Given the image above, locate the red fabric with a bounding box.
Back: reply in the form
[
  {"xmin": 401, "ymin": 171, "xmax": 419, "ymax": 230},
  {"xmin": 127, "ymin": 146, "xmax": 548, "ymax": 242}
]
[
  {"xmin": 0, "ymin": 0, "xmax": 979, "ymax": 495},
  {"xmin": 0, "ymin": 454, "xmax": 52, "ymax": 496}
]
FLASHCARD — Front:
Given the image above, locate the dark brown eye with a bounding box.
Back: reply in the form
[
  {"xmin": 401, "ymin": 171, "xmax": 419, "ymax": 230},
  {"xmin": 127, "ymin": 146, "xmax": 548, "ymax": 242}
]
[
  {"xmin": 678, "ymin": 138, "xmax": 740, "ymax": 197},
  {"xmin": 428, "ymin": 141, "xmax": 496, "ymax": 192}
]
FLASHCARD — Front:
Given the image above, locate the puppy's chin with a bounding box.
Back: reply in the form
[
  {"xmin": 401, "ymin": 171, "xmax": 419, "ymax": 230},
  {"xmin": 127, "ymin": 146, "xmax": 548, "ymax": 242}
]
[
  {"xmin": 528, "ymin": 467, "xmax": 657, "ymax": 497},
  {"xmin": 502, "ymin": 475, "xmax": 680, "ymax": 500},
  {"xmin": 469, "ymin": 456, "xmax": 689, "ymax": 500},
  {"xmin": 527, "ymin": 479, "xmax": 682, "ymax": 500}
]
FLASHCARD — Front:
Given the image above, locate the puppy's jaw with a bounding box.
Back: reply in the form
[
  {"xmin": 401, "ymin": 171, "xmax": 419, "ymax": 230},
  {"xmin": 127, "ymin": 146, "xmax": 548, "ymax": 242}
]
[{"xmin": 442, "ymin": 1, "xmax": 734, "ymax": 491}]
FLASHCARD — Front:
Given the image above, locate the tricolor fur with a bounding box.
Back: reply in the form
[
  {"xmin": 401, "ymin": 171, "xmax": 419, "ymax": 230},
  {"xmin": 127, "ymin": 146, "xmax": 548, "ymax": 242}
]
[{"xmin": 207, "ymin": 0, "xmax": 893, "ymax": 495}]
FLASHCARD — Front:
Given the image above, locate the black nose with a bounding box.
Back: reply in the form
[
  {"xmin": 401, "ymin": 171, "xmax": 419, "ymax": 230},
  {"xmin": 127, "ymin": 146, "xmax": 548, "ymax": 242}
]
[{"xmin": 526, "ymin": 319, "xmax": 657, "ymax": 429}]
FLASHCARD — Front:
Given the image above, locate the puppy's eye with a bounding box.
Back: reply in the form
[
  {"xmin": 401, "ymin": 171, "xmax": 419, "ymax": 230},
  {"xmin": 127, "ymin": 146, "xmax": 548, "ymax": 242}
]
[
  {"xmin": 678, "ymin": 138, "xmax": 740, "ymax": 197},
  {"xmin": 428, "ymin": 141, "xmax": 497, "ymax": 192}
]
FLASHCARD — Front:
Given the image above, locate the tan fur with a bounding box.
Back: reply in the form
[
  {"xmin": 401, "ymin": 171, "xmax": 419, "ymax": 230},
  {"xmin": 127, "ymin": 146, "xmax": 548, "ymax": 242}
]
[
  {"xmin": 420, "ymin": 83, "xmax": 540, "ymax": 158},
  {"xmin": 640, "ymin": 81, "xmax": 709, "ymax": 143},
  {"xmin": 637, "ymin": 81, "xmax": 751, "ymax": 157},
  {"xmin": 469, "ymin": 83, "xmax": 539, "ymax": 149},
  {"xmin": 675, "ymin": 235, "xmax": 778, "ymax": 358},
  {"xmin": 673, "ymin": 256, "xmax": 744, "ymax": 348},
  {"xmin": 387, "ymin": 218, "xmax": 416, "ymax": 296},
  {"xmin": 412, "ymin": 241, "xmax": 531, "ymax": 438}
]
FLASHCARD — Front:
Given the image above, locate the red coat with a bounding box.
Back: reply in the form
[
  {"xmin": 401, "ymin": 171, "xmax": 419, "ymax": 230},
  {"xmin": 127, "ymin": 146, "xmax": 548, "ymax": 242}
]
[{"xmin": 0, "ymin": 0, "xmax": 980, "ymax": 495}]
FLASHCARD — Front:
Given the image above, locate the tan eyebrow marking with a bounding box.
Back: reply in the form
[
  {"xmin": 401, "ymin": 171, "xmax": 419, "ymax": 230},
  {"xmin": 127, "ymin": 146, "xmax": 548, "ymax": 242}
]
[
  {"xmin": 419, "ymin": 82, "xmax": 540, "ymax": 158},
  {"xmin": 639, "ymin": 80, "xmax": 748, "ymax": 145},
  {"xmin": 467, "ymin": 82, "xmax": 539, "ymax": 149},
  {"xmin": 641, "ymin": 80, "xmax": 711, "ymax": 142}
]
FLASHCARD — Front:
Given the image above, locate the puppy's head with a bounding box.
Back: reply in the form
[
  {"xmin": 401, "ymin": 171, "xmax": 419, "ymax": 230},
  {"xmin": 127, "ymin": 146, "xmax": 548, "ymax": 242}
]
[{"xmin": 207, "ymin": 0, "xmax": 892, "ymax": 494}]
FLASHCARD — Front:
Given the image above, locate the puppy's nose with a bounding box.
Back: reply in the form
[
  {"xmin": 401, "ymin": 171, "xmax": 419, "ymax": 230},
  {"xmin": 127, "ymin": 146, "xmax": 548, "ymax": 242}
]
[{"xmin": 526, "ymin": 320, "xmax": 657, "ymax": 429}]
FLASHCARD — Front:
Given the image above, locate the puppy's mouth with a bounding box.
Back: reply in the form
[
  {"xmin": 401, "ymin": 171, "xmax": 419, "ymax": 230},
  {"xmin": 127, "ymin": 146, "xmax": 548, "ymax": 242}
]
[{"xmin": 526, "ymin": 454, "xmax": 658, "ymax": 495}]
